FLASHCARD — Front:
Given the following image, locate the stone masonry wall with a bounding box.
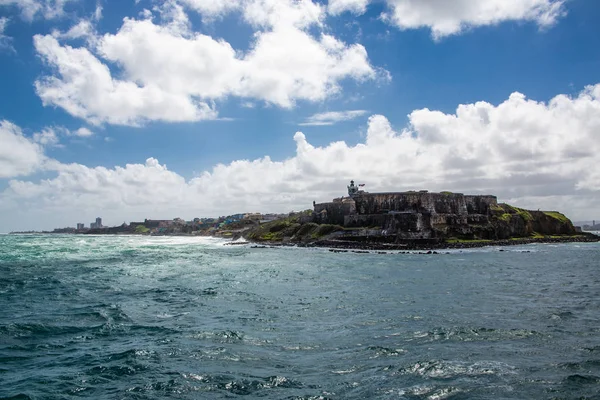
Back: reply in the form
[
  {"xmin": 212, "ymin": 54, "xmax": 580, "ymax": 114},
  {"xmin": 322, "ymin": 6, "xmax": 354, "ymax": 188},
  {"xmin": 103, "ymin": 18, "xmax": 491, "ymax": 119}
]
[
  {"xmin": 311, "ymin": 190, "xmax": 575, "ymax": 240},
  {"xmin": 314, "ymin": 192, "xmax": 496, "ymax": 235},
  {"xmin": 352, "ymin": 192, "xmax": 484, "ymax": 216},
  {"xmin": 314, "ymin": 198, "xmax": 356, "ymax": 226},
  {"xmin": 464, "ymin": 195, "xmax": 498, "ymax": 214}
]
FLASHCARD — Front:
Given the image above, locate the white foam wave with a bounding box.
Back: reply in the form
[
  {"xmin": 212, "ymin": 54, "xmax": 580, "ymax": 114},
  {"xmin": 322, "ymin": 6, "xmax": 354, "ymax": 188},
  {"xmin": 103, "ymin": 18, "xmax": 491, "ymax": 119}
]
[{"xmin": 125, "ymin": 235, "xmax": 231, "ymax": 247}]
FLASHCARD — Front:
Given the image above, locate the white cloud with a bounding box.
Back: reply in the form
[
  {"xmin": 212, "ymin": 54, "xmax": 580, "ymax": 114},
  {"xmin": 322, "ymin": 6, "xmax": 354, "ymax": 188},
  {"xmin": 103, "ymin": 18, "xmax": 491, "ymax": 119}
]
[
  {"xmin": 13, "ymin": 125, "xmax": 96, "ymax": 154},
  {"xmin": 383, "ymin": 0, "xmax": 566, "ymax": 38},
  {"xmin": 34, "ymin": 125, "xmax": 95, "ymax": 143},
  {"xmin": 52, "ymin": 19, "xmax": 95, "ymax": 40},
  {"xmin": 328, "ymin": 0, "xmax": 370, "ymax": 15},
  {"xmin": 34, "ymin": 34, "xmax": 218, "ymax": 126},
  {"xmin": 0, "ymin": 17, "xmax": 12, "ymax": 51},
  {"xmin": 177, "ymin": 0, "xmax": 242, "ymax": 20},
  {"xmin": 326, "ymin": 0, "xmax": 565, "ymax": 38},
  {"xmin": 300, "ymin": 110, "xmax": 368, "ymax": 126},
  {"xmin": 32, "ymin": 127, "xmax": 60, "ymax": 146},
  {"xmin": 0, "ymin": 120, "xmax": 46, "ymax": 178},
  {"xmin": 9, "ymin": 158, "xmax": 188, "ymax": 206},
  {"xmin": 93, "ymin": 3, "xmax": 102, "ymax": 21},
  {"xmin": 0, "ymin": 0, "xmax": 79, "ymax": 21},
  {"xmin": 72, "ymin": 127, "xmax": 93, "ymax": 137},
  {"xmin": 179, "ymin": 0, "xmax": 324, "ymax": 29},
  {"xmin": 3, "ymin": 84, "xmax": 600, "ymax": 231},
  {"xmin": 33, "ymin": 1, "xmax": 377, "ymax": 126},
  {"xmin": 242, "ymin": 0, "xmax": 324, "ymax": 29}
]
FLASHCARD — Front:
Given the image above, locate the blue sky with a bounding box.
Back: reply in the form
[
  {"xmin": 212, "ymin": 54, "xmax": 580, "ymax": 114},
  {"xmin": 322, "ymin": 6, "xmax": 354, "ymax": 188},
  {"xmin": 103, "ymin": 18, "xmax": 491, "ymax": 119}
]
[{"xmin": 1, "ymin": 0, "xmax": 599, "ymax": 231}]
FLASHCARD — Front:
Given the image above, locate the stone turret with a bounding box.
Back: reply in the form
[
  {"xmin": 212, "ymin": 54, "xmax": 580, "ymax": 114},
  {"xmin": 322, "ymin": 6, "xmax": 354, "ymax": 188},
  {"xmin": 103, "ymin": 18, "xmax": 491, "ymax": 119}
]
[{"xmin": 347, "ymin": 180, "xmax": 359, "ymax": 197}]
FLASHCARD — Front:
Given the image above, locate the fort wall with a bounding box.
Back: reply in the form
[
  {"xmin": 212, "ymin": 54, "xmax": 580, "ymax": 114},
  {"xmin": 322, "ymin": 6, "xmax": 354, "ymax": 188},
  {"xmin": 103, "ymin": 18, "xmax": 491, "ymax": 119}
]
[
  {"xmin": 311, "ymin": 184, "xmax": 575, "ymax": 241},
  {"xmin": 314, "ymin": 191, "xmax": 498, "ymax": 235},
  {"xmin": 350, "ymin": 192, "xmax": 493, "ymax": 216},
  {"xmin": 314, "ymin": 198, "xmax": 356, "ymax": 226},
  {"xmin": 464, "ymin": 195, "xmax": 498, "ymax": 214}
]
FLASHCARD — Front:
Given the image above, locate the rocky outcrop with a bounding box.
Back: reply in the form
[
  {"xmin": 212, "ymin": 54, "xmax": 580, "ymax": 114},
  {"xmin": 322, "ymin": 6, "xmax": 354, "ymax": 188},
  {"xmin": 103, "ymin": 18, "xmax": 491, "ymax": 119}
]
[
  {"xmin": 240, "ymin": 188, "xmax": 595, "ymax": 248},
  {"xmin": 483, "ymin": 204, "xmax": 576, "ymax": 239},
  {"xmin": 311, "ymin": 190, "xmax": 584, "ymax": 244}
]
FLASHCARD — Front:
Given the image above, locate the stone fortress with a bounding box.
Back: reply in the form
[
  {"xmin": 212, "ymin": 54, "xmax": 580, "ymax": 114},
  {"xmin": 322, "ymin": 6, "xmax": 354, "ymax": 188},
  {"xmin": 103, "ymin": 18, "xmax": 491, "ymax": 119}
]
[{"xmin": 312, "ymin": 181, "xmax": 558, "ymax": 240}]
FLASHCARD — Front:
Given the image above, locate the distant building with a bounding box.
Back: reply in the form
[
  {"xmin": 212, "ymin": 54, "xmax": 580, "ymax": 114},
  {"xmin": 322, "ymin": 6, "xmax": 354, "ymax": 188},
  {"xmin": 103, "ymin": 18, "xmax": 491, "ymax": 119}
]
[
  {"xmin": 221, "ymin": 214, "xmax": 245, "ymax": 225},
  {"xmin": 53, "ymin": 227, "xmax": 76, "ymax": 233},
  {"xmin": 95, "ymin": 217, "xmax": 102, "ymax": 228},
  {"xmin": 262, "ymin": 213, "xmax": 283, "ymax": 222},
  {"xmin": 76, "ymin": 223, "xmax": 85, "ymax": 230},
  {"xmin": 243, "ymin": 213, "xmax": 262, "ymax": 221}
]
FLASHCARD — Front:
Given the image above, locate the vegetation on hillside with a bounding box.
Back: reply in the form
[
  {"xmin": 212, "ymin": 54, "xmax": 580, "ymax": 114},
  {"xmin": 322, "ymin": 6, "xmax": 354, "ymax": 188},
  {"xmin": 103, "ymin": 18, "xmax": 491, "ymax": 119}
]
[
  {"xmin": 134, "ymin": 225, "xmax": 150, "ymax": 234},
  {"xmin": 543, "ymin": 211, "xmax": 570, "ymax": 223},
  {"xmin": 244, "ymin": 211, "xmax": 343, "ymax": 242},
  {"xmin": 241, "ymin": 203, "xmax": 584, "ymax": 246}
]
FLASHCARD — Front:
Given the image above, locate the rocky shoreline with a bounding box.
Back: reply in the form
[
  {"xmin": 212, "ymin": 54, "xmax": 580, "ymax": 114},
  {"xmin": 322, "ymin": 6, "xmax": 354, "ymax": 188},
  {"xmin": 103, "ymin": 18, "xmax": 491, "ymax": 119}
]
[
  {"xmin": 11, "ymin": 229, "xmax": 599, "ymax": 252},
  {"xmin": 244, "ymin": 233, "xmax": 600, "ymax": 251}
]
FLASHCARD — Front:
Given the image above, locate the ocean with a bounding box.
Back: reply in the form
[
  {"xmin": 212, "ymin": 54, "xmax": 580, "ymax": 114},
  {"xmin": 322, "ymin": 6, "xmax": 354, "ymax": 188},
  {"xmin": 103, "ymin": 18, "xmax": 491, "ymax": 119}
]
[{"xmin": 1, "ymin": 234, "xmax": 599, "ymax": 399}]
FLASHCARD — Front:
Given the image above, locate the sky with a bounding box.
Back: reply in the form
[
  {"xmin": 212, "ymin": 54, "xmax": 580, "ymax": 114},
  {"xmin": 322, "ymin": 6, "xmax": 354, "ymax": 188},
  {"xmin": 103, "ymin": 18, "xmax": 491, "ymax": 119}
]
[{"xmin": 0, "ymin": 0, "xmax": 599, "ymax": 231}]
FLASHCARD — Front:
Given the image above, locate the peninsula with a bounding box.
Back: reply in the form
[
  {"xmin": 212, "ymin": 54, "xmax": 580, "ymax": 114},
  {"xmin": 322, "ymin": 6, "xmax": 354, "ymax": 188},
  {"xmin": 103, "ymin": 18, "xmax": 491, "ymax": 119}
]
[
  {"xmin": 242, "ymin": 181, "xmax": 599, "ymax": 250},
  {"xmin": 11, "ymin": 181, "xmax": 599, "ymax": 250}
]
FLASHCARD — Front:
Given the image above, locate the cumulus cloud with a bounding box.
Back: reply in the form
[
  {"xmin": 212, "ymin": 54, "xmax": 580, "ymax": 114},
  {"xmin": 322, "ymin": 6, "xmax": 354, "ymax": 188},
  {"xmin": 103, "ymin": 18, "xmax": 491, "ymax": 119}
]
[
  {"xmin": 327, "ymin": 0, "xmax": 565, "ymax": 38},
  {"xmin": 177, "ymin": 0, "xmax": 242, "ymax": 20},
  {"xmin": 328, "ymin": 0, "xmax": 370, "ymax": 15},
  {"xmin": 300, "ymin": 110, "xmax": 368, "ymax": 126},
  {"xmin": 2, "ymin": 84, "xmax": 600, "ymax": 231},
  {"xmin": 52, "ymin": 19, "xmax": 95, "ymax": 40},
  {"xmin": 0, "ymin": 120, "xmax": 46, "ymax": 178},
  {"xmin": 33, "ymin": 0, "xmax": 377, "ymax": 126},
  {"xmin": 34, "ymin": 34, "xmax": 218, "ymax": 126},
  {"xmin": 0, "ymin": 0, "xmax": 79, "ymax": 21},
  {"xmin": 179, "ymin": 0, "xmax": 324, "ymax": 29},
  {"xmin": 72, "ymin": 127, "xmax": 93, "ymax": 137},
  {"xmin": 32, "ymin": 127, "xmax": 60, "ymax": 146},
  {"xmin": 382, "ymin": 0, "xmax": 566, "ymax": 38},
  {"xmin": 9, "ymin": 157, "xmax": 188, "ymax": 206}
]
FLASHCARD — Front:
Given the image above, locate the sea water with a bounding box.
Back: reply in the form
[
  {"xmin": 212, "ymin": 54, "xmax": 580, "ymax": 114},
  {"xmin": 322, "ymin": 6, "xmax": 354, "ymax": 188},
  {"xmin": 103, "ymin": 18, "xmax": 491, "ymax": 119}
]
[{"xmin": 1, "ymin": 234, "xmax": 599, "ymax": 399}]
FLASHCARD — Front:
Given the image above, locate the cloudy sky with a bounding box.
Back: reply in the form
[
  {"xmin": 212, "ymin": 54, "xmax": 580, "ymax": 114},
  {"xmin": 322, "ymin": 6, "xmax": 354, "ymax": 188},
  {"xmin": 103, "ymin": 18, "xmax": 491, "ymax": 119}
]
[{"xmin": 0, "ymin": 0, "xmax": 599, "ymax": 231}]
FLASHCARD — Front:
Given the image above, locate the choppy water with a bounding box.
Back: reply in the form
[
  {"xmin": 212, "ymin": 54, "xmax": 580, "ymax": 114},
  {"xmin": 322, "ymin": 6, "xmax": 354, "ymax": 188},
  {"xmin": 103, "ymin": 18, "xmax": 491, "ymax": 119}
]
[{"xmin": 1, "ymin": 234, "xmax": 600, "ymax": 399}]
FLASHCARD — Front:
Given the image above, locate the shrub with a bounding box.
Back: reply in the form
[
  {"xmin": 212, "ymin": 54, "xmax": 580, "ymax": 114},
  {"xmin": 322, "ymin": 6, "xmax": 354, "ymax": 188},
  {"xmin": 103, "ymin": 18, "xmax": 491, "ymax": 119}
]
[
  {"xmin": 543, "ymin": 211, "xmax": 569, "ymax": 223},
  {"xmin": 135, "ymin": 225, "xmax": 149, "ymax": 234}
]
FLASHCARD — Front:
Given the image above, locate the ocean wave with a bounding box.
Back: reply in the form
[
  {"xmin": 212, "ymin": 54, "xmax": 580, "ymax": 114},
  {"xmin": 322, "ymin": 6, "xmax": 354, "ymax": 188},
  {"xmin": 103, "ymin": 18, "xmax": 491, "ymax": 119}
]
[
  {"xmin": 396, "ymin": 385, "xmax": 464, "ymax": 400},
  {"xmin": 178, "ymin": 373, "xmax": 304, "ymax": 395},
  {"xmin": 409, "ymin": 326, "xmax": 544, "ymax": 343},
  {"xmin": 398, "ymin": 360, "xmax": 516, "ymax": 379}
]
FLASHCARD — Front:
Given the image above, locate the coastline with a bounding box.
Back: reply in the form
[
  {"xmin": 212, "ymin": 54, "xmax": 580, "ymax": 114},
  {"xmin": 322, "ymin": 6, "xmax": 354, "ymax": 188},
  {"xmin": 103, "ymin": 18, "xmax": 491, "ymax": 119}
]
[
  {"xmin": 8, "ymin": 230, "xmax": 599, "ymax": 251},
  {"xmin": 239, "ymin": 227, "xmax": 600, "ymax": 251},
  {"xmin": 303, "ymin": 234, "xmax": 600, "ymax": 251}
]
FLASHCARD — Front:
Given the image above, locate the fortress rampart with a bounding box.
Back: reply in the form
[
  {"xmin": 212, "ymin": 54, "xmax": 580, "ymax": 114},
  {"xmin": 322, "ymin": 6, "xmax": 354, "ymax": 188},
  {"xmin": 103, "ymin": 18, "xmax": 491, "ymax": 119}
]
[{"xmin": 313, "ymin": 186, "xmax": 498, "ymax": 239}]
